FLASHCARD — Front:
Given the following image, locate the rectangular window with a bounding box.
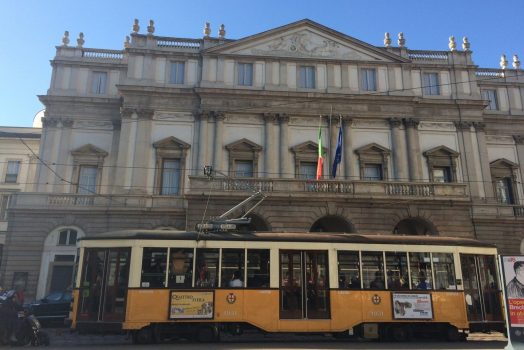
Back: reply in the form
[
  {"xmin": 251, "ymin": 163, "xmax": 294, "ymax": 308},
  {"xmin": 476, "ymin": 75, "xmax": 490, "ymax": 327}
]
[
  {"xmin": 161, "ymin": 159, "xmax": 181, "ymax": 195},
  {"xmin": 91, "ymin": 71, "xmax": 107, "ymax": 94},
  {"xmin": 432, "ymin": 253, "xmax": 456, "ymax": 290},
  {"xmin": 5, "ymin": 160, "xmax": 21, "ymax": 183},
  {"xmin": 337, "ymin": 251, "xmax": 361, "ymax": 289},
  {"xmin": 168, "ymin": 248, "xmax": 194, "ymax": 288},
  {"xmin": 237, "ymin": 63, "xmax": 253, "ymax": 86},
  {"xmin": 409, "ymin": 252, "xmax": 433, "ymax": 290},
  {"xmin": 77, "ymin": 165, "xmax": 97, "ymax": 194},
  {"xmin": 246, "ymin": 249, "xmax": 270, "ymax": 288},
  {"xmin": 58, "ymin": 229, "xmax": 77, "ymax": 245},
  {"xmin": 361, "ymin": 68, "xmax": 376, "ymax": 91},
  {"xmin": 432, "ymin": 167, "xmax": 452, "ymax": 183},
  {"xmin": 234, "ymin": 160, "xmax": 253, "ymax": 178},
  {"xmin": 221, "ymin": 249, "xmax": 245, "ymax": 288},
  {"xmin": 495, "ymin": 177, "xmax": 514, "ymax": 204},
  {"xmin": 422, "ymin": 72, "xmax": 440, "ymax": 95},
  {"xmin": 482, "ymin": 89, "xmax": 498, "ymax": 110},
  {"xmin": 299, "ymin": 162, "xmax": 317, "ymax": 180},
  {"xmin": 141, "ymin": 248, "xmax": 168, "ymax": 288},
  {"xmin": 363, "ymin": 164, "xmax": 383, "ymax": 181},
  {"xmin": 170, "ymin": 61, "xmax": 185, "ymax": 84},
  {"xmin": 299, "ymin": 66, "xmax": 316, "ymax": 89},
  {"xmin": 361, "ymin": 251, "xmax": 384, "ymax": 290},
  {"xmin": 195, "ymin": 249, "xmax": 219, "ymax": 288},
  {"xmin": 385, "ymin": 252, "xmax": 409, "ymax": 290}
]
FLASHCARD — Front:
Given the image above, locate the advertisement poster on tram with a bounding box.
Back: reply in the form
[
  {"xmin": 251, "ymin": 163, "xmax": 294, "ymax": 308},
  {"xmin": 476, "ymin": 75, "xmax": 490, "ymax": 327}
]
[
  {"xmin": 392, "ymin": 293, "xmax": 433, "ymax": 319},
  {"xmin": 501, "ymin": 255, "xmax": 524, "ymax": 346},
  {"xmin": 169, "ymin": 291, "xmax": 214, "ymax": 319}
]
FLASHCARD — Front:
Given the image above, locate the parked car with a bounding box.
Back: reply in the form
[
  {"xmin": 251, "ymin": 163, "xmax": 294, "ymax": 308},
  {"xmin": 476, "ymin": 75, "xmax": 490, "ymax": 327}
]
[{"xmin": 25, "ymin": 291, "xmax": 72, "ymax": 325}]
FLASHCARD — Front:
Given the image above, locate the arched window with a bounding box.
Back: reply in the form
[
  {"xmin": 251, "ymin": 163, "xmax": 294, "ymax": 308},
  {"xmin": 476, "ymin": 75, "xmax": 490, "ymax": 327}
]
[
  {"xmin": 36, "ymin": 227, "xmax": 84, "ymax": 299},
  {"xmin": 310, "ymin": 215, "xmax": 356, "ymax": 233}
]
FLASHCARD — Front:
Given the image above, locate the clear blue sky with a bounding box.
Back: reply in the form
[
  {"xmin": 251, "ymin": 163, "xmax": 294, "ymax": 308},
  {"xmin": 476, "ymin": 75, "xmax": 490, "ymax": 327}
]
[{"xmin": 1, "ymin": 0, "xmax": 523, "ymax": 127}]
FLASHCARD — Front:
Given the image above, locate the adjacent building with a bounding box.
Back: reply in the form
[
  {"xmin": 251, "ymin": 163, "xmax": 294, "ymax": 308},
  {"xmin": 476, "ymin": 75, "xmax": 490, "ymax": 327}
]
[{"xmin": 2, "ymin": 19, "xmax": 524, "ymax": 300}]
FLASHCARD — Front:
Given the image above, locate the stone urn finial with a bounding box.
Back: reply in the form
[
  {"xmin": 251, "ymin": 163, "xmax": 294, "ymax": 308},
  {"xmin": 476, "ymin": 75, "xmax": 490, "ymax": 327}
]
[
  {"xmin": 62, "ymin": 31, "xmax": 70, "ymax": 46},
  {"xmin": 218, "ymin": 24, "xmax": 226, "ymax": 39},
  {"xmin": 448, "ymin": 36, "xmax": 456, "ymax": 51},
  {"xmin": 384, "ymin": 32, "xmax": 391, "ymax": 47},
  {"xmin": 462, "ymin": 37, "xmax": 470, "ymax": 51},
  {"xmin": 398, "ymin": 32, "xmax": 406, "ymax": 47},
  {"xmin": 147, "ymin": 20, "xmax": 155, "ymax": 35},
  {"xmin": 76, "ymin": 32, "xmax": 85, "ymax": 48},
  {"xmin": 514, "ymin": 54, "xmax": 521, "ymax": 70},
  {"xmin": 204, "ymin": 22, "xmax": 211, "ymax": 37},
  {"xmin": 500, "ymin": 54, "xmax": 508, "ymax": 70},
  {"xmin": 132, "ymin": 19, "xmax": 140, "ymax": 33},
  {"xmin": 124, "ymin": 35, "xmax": 131, "ymax": 48}
]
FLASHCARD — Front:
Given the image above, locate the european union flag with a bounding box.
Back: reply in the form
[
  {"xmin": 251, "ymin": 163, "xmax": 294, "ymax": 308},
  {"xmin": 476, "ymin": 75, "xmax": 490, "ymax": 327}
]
[{"xmin": 332, "ymin": 126, "xmax": 343, "ymax": 178}]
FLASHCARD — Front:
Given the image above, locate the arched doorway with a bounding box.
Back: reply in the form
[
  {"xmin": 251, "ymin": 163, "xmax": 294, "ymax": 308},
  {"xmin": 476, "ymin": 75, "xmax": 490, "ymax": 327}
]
[
  {"xmin": 36, "ymin": 227, "xmax": 84, "ymax": 299},
  {"xmin": 393, "ymin": 218, "xmax": 438, "ymax": 235},
  {"xmin": 310, "ymin": 215, "xmax": 355, "ymax": 233}
]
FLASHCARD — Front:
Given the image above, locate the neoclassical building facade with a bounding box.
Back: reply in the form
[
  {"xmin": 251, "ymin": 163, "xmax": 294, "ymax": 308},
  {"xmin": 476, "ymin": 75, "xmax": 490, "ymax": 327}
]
[{"xmin": 2, "ymin": 19, "xmax": 524, "ymax": 299}]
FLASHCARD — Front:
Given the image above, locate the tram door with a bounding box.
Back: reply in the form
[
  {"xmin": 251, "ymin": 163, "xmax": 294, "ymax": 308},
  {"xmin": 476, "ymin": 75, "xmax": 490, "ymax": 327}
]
[
  {"xmin": 279, "ymin": 250, "xmax": 330, "ymax": 319},
  {"xmin": 77, "ymin": 248, "xmax": 131, "ymax": 322},
  {"xmin": 460, "ymin": 254, "xmax": 503, "ymax": 324}
]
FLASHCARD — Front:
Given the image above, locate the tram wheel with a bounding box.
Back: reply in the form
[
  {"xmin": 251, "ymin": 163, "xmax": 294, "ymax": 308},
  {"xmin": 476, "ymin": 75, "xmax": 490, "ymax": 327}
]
[
  {"xmin": 195, "ymin": 325, "xmax": 218, "ymax": 342},
  {"xmin": 388, "ymin": 325, "xmax": 411, "ymax": 342},
  {"xmin": 446, "ymin": 326, "xmax": 461, "ymax": 342}
]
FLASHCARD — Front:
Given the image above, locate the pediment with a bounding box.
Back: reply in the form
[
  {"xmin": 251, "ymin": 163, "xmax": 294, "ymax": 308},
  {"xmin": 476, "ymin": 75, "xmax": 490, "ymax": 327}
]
[
  {"xmin": 225, "ymin": 138, "xmax": 262, "ymax": 151},
  {"xmin": 490, "ymin": 158, "xmax": 518, "ymax": 169},
  {"xmin": 290, "ymin": 140, "xmax": 327, "ymax": 154},
  {"xmin": 355, "ymin": 143, "xmax": 391, "ymax": 155},
  {"xmin": 71, "ymin": 144, "xmax": 108, "ymax": 157},
  {"xmin": 153, "ymin": 136, "xmax": 190, "ymax": 150},
  {"xmin": 206, "ymin": 19, "xmax": 407, "ymax": 63},
  {"xmin": 423, "ymin": 145, "xmax": 459, "ymax": 158}
]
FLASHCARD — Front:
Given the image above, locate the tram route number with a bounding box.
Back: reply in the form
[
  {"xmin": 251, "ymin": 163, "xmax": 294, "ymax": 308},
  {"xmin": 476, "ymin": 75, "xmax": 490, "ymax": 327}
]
[{"xmin": 368, "ymin": 310, "xmax": 384, "ymax": 317}]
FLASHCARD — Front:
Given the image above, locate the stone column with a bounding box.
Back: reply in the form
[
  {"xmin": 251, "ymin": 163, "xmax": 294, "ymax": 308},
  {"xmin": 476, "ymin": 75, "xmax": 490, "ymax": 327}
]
[
  {"xmin": 213, "ymin": 112, "xmax": 225, "ymax": 173},
  {"xmin": 514, "ymin": 135, "xmax": 524, "ymax": 203},
  {"xmin": 109, "ymin": 120, "xmax": 121, "ymax": 194},
  {"xmin": 279, "ymin": 114, "xmax": 293, "ymax": 178},
  {"xmin": 132, "ymin": 109, "xmax": 154, "ymax": 194},
  {"xmin": 474, "ymin": 123, "xmax": 494, "ymax": 202},
  {"xmin": 264, "ymin": 113, "xmax": 279, "ymax": 178},
  {"xmin": 455, "ymin": 121, "xmax": 481, "ymax": 198},
  {"xmin": 115, "ymin": 108, "xmax": 137, "ymax": 192},
  {"xmin": 37, "ymin": 118, "xmax": 60, "ymax": 192},
  {"xmin": 197, "ymin": 112, "xmax": 210, "ymax": 173},
  {"xmin": 389, "ymin": 118, "xmax": 408, "ymax": 181},
  {"xmin": 404, "ymin": 118, "xmax": 423, "ymax": 181},
  {"xmin": 54, "ymin": 119, "xmax": 73, "ymax": 193},
  {"xmin": 342, "ymin": 117, "xmax": 356, "ymax": 180}
]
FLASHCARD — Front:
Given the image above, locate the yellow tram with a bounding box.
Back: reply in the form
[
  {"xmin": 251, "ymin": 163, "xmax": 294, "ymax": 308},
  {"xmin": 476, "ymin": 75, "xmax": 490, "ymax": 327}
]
[{"xmin": 70, "ymin": 229, "xmax": 504, "ymax": 343}]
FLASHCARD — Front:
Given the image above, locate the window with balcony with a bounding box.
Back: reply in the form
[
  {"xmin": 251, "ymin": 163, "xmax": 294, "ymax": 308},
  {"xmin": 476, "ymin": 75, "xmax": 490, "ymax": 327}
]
[
  {"xmin": 71, "ymin": 144, "xmax": 108, "ymax": 195},
  {"xmin": 170, "ymin": 61, "xmax": 185, "ymax": 84},
  {"xmin": 361, "ymin": 68, "xmax": 376, "ymax": 91},
  {"xmin": 153, "ymin": 136, "xmax": 190, "ymax": 195},
  {"xmin": 422, "ymin": 72, "xmax": 440, "ymax": 95},
  {"xmin": 355, "ymin": 143, "xmax": 390, "ymax": 181},
  {"xmin": 91, "ymin": 71, "xmax": 107, "ymax": 94},
  {"xmin": 291, "ymin": 141, "xmax": 326, "ymax": 179},
  {"xmin": 423, "ymin": 145, "xmax": 459, "ymax": 183},
  {"xmin": 237, "ymin": 63, "xmax": 253, "ymax": 86},
  {"xmin": 490, "ymin": 158, "xmax": 518, "ymax": 204},
  {"xmin": 5, "ymin": 160, "xmax": 21, "ymax": 183},
  {"xmin": 299, "ymin": 162, "xmax": 317, "ymax": 180},
  {"xmin": 226, "ymin": 139, "xmax": 262, "ymax": 178},
  {"xmin": 299, "ymin": 66, "xmax": 316, "ymax": 89},
  {"xmin": 481, "ymin": 89, "xmax": 498, "ymax": 110}
]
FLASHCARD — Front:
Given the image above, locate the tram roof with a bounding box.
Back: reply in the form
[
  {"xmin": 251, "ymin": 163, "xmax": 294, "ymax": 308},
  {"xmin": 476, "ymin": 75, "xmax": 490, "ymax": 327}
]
[{"xmin": 79, "ymin": 230, "xmax": 495, "ymax": 248}]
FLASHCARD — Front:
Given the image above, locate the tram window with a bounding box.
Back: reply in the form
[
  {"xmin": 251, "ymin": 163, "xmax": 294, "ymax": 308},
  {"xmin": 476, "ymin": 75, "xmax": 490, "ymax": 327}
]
[
  {"xmin": 432, "ymin": 253, "xmax": 456, "ymax": 290},
  {"xmin": 221, "ymin": 249, "xmax": 245, "ymax": 288},
  {"xmin": 195, "ymin": 249, "xmax": 219, "ymax": 288},
  {"xmin": 141, "ymin": 248, "xmax": 168, "ymax": 288},
  {"xmin": 362, "ymin": 251, "xmax": 385, "ymax": 290},
  {"xmin": 409, "ymin": 252, "xmax": 433, "ymax": 290},
  {"xmin": 168, "ymin": 248, "xmax": 194, "ymax": 288},
  {"xmin": 247, "ymin": 249, "xmax": 270, "ymax": 288},
  {"xmin": 337, "ymin": 251, "xmax": 360, "ymax": 289},
  {"xmin": 385, "ymin": 252, "xmax": 409, "ymax": 290}
]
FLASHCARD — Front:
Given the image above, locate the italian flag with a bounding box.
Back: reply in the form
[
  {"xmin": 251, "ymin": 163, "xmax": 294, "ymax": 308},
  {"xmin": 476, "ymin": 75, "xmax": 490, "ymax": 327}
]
[{"xmin": 316, "ymin": 123, "xmax": 323, "ymax": 180}]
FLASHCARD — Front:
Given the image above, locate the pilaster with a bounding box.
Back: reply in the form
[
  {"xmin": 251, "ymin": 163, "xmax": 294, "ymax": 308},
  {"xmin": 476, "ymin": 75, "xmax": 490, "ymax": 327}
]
[
  {"xmin": 342, "ymin": 117, "xmax": 355, "ymax": 180},
  {"xmin": 474, "ymin": 123, "xmax": 494, "ymax": 202},
  {"xmin": 455, "ymin": 121, "xmax": 481, "ymax": 199},
  {"xmin": 389, "ymin": 118, "xmax": 408, "ymax": 181},
  {"xmin": 279, "ymin": 114, "xmax": 293, "ymax": 179},
  {"xmin": 264, "ymin": 113, "xmax": 279, "ymax": 178},
  {"xmin": 213, "ymin": 112, "xmax": 225, "ymax": 173},
  {"xmin": 514, "ymin": 135, "xmax": 524, "ymax": 203},
  {"xmin": 403, "ymin": 118, "xmax": 422, "ymax": 181}
]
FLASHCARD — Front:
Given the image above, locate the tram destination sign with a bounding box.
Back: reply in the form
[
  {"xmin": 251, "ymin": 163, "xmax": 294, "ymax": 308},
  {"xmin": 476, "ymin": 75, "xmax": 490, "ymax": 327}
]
[
  {"xmin": 392, "ymin": 293, "xmax": 433, "ymax": 320},
  {"xmin": 169, "ymin": 291, "xmax": 214, "ymax": 320}
]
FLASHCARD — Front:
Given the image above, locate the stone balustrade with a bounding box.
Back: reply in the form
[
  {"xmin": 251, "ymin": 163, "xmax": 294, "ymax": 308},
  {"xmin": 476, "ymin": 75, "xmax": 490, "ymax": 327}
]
[
  {"xmin": 156, "ymin": 37, "xmax": 201, "ymax": 50},
  {"xmin": 82, "ymin": 48, "xmax": 124, "ymax": 61},
  {"xmin": 408, "ymin": 50, "xmax": 449, "ymax": 62}
]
